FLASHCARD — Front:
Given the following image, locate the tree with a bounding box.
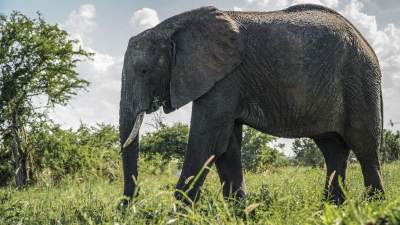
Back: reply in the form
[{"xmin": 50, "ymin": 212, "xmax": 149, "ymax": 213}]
[
  {"xmin": 0, "ymin": 11, "xmax": 92, "ymax": 187},
  {"xmin": 140, "ymin": 123, "xmax": 189, "ymax": 171},
  {"xmin": 241, "ymin": 126, "xmax": 288, "ymax": 172},
  {"xmin": 292, "ymin": 138, "xmax": 324, "ymax": 167},
  {"xmin": 380, "ymin": 129, "xmax": 400, "ymax": 163}
]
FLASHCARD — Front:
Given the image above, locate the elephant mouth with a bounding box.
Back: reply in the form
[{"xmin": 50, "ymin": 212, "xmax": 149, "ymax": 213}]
[
  {"xmin": 163, "ymin": 104, "xmax": 175, "ymax": 114},
  {"xmin": 147, "ymin": 97, "xmax": 166, "ymax": 113}
]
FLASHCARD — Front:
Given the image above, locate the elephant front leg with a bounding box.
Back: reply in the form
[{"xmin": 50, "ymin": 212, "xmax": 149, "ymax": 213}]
[
  {"xmin": 175, "ymin": 99, "xmax": 237, "ymax": 204},
  {"xmin": 215, "ymin": 122, "xmax": 245, "ymax": 200}
]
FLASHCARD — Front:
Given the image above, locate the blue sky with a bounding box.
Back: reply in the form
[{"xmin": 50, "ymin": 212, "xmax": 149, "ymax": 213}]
[{"xmin": 1, "ymin": 0, "xmax": 400, "ymax": 153}]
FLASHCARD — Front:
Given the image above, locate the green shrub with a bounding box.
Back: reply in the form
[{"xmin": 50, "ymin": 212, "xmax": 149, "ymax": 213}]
[
  {"xmin": 292, "ymin": 138, "xmax": 324, "ymax": 167},
  {"xmin": 381, "ymin": 129, "xmax": 400, "ymax": 163},
  {"xmin": 241, "ymin": 126, "xmax": 288, "ymax": 172},
  {"xmin": 0, "ymin": 143, "xmax": 13, "ymax": 186},
  {"xmin": 140, "ymin": 123, "xmax": 188, "ymax": 171},
  {"xmin": 292, "ymin": 130, "xmax": 400, "ymax": 167},
  {"xmin": 0, "ymin": 121, "xmax": 121, "ymax": 186}
]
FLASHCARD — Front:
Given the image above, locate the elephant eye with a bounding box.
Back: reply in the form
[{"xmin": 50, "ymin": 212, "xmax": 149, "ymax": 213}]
[{"xmin": 142, "ymin": 69, "xmax": 147, "ymax": 74}]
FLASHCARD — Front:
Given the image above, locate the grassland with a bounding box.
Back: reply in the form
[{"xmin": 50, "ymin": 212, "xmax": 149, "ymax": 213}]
[{"xmin": 1, "ymin": 162, "xmax": 400, "ymax": 224}]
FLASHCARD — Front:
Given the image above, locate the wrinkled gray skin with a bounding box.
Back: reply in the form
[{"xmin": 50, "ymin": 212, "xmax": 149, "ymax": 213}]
[{"xmin": 120, "ymin": 4, "xmax": 384, "ymax": 205}]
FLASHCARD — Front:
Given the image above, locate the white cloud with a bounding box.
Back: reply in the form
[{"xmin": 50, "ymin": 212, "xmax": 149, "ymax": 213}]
[
  {"xmin": 233, "ymin": 6, "xmax": 243, "ymax": 11},
  {"xmin": 245, "ymin": 0, "xmax": 269, "ymax": 5},
  {"xmin": 342, "ymin": 0, "xmax": 378, "ymax": 38},
  {"xmin": 63, "ymin": 4, "xmax": 117, "ymax": 75},
  {"xmin": 241, "ymin": 0, "xmax": 288, "ymax": 10},
  {"xmin": 51, "ymin": 4, "xmax": 121, "ymax": 129},
  {"xmin": 129, "ymin": 8, "xmax": 160, "ymax": 35},
  {"xmin": 90, "ymin": 49, "xmax": 116, "ymax": 73},
  {"xmin": 64, "ymin": 4, "xmax": 96, "ymax": 44}
]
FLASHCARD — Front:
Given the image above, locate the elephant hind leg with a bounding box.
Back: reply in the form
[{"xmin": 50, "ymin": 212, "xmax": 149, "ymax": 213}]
[
  {"xmin": 346, "ymin": 130, "xmax": 385, "ymax": 199},
  {"xmin": 313, "ymin": 132, "xmax": 350, "ymax": 204}
]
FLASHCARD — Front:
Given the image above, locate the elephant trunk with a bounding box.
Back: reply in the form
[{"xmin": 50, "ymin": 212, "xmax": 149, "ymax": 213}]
[
  {"xmin": 119, "ymin": 60, "xmax": 145, "ymax": 199},
  {"xmin": 120, "ymin": 110, "xmax": 143, "ymax": 198}
]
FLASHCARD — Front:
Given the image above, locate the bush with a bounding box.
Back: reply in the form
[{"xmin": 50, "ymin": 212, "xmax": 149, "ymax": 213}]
[
  {"xmin": 0, "ymin": 120, "xmax": 121, "ymax": 186},
  {"xmin": 140, "ymin": 123, "xmax": 188, "ymax": 171},
  {"xmin": 0, "ymin": 142, "xmax": 13, "ymax": 186},
  {"xmin": 241, "ymin": 126, "xmax": 288, "ymax": 172},
  {"xmin": 380, "ymin": 129, "xmax": 400, "ymax": 163},
  {"xmin": 292, "ymin": 129, "xmax": 400, "ymax": 167},
  {"xmin": 32, "ymin": 122, "xmax": 121, "ymax": 183}
]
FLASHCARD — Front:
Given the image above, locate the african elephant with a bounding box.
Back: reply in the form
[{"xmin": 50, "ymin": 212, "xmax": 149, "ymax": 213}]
[{"xmin": 119, "ymin": 4, "xmax": 384, "ymax": 205}]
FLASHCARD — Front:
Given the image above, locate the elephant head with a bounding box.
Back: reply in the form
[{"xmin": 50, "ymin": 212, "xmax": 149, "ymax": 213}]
[{"xmin": 119, "ymin": 6, "xmax": 243, "ymax": 199}]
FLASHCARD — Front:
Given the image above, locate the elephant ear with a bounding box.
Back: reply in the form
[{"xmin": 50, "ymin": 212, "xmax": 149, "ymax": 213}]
[{"xmin": 168, "ymin": 7, "xmax": 243, "ymax": 109}]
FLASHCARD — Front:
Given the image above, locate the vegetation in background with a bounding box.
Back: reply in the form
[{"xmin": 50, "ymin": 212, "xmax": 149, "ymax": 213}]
[
  {"xmin": 0, "ymin": 11, "xmax": 92, "ymax": 187},
  {"xmin": 140, "ymin": 115, "xmax": 289, "ymax": 173},
  {"xmin": 2, "ymin": 116, "xmax": 398, "ymax": 186},
  {"xmin": 139, "ymin": 112, "xmax": 289, "ymax": 173},
  {"xmin": 0, "ymin": 121, "xmax": 120, "ymax": 186},
  {"xmin": 291, "ymin": 130, "xmax": 400, "ymax": 167},
  {"xmin": 292, "ymin": 138, "xmax": 324, "ymax": 167},
  {"xmin": 241, "ymin": 126, "xmax": 288, "ymax": 171},
  {"xmin": 140, "ymin": 122, "xmax": 189, "ymax": 172},
  {"xmin": 381, "ymin": 129, "xmax": 400, "ymax": 163}
]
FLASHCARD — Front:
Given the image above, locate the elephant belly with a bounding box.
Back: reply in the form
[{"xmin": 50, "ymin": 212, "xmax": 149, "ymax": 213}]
[{"xmin": 239, "ymin": 78, "xmax": 345, "ymax": 138}]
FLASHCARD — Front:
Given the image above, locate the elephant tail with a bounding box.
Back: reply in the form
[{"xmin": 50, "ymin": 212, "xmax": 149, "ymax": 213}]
[{"xmin": 380, "ymin": 90, "xmax": 384, "ymax": 151}]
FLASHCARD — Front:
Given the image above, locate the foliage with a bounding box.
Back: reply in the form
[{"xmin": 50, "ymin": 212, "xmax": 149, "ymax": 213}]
[
  {"xmin": 0, "ymin": 11, "xmax": 92, "ymax": 186},
  {"xmin": 0, "ymin": 142, "xmax": 13, "ymax": 186},
  {"xmin": 380, "ymin": 129, "xmax": 400, "ymax": 163},
  {"xmin": 140, "ymin": 123, "xmax": 189, "ymax": 171},
  {"xmin": 292, "ymin": 138, "xmax": 324, "ymax": 167},
  {"xmin": 241, "ymin": 126, "xmax": 288, "ymax": 172},
  {"xmin": 139, "ymin": 122, "xmax": 288, "ymax": 173},
  {"xmin": 0, "ymin": 121, "xmax": 121, "ymax": 186},
  {"xmin": 1, "ymin": 160, "xmax": 400, "ymax": 224},
  {"xmin": 292, "ymin": 130, "xmax": 400, "ymax": 166}
]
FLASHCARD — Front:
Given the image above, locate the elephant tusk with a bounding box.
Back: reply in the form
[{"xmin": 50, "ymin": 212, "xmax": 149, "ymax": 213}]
[{"xmin": 123, "ymin": 112, "xmax": 145, "ymax": 149}]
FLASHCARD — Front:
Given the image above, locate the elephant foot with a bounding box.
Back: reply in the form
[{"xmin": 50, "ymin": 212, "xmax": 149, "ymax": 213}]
[
  {"xmin": 174, "ymin": 187, "xmax": 201, "ymax": 206},
  {"xmin": 117, "ymin": 191, "xmax": 139, "ymax": 211},
  {"xmin": 117, "ymin": 197, "xmax": 131, "ymax": 211},
  {"xmin": 323, "ymin": 195, "xmax": 345, "ymax": 205},
  {"xmin": 323, "ymin": 188, "xmax": 346, "ymax": 205},
  {"xmin": 364, "ymin": 187, "xmax": 385, "ymax": 201}
]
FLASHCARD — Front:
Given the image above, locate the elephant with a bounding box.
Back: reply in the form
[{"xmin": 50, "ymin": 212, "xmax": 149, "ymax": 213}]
[{"xmin": 119, "ymin": 4, "xmax": 384, "ymax": 205}]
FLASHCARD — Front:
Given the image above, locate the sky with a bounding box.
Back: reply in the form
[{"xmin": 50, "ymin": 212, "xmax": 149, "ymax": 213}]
[{"xmin": 1, "ymin": 0, "xmax": 399, "ymax": 153}]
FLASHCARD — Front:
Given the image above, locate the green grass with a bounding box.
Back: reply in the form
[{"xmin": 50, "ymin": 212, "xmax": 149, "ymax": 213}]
[{"xmin": 1, "ymin": 162, "xmax": 400, "ymax": 224}]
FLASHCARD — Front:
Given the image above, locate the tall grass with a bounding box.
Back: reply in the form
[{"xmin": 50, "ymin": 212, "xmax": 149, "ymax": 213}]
[{"xmin": 1, "ymin": 161, "xmax": 400, "ymax": 224}]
